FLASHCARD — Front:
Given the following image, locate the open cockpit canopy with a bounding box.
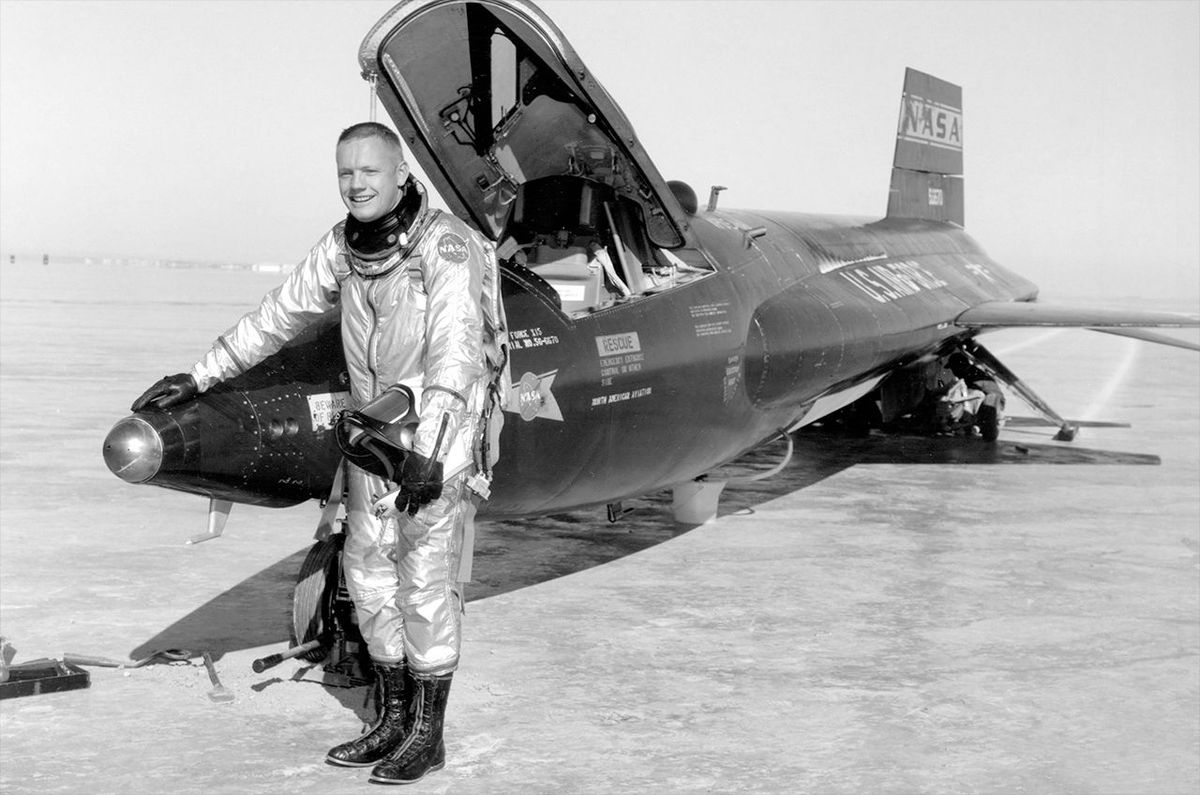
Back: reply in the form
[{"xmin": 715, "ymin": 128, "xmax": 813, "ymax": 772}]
[{"xmin": 358, "ymin": 0, "xmax": 689, "ymax": 249}]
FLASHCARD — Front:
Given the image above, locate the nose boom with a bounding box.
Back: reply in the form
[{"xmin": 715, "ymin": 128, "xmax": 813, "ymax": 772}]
[
  {"xmin": 103, "ymin": 386, "xmax": 342, "ymax": 508},
  {"xmin": 103, "ymin": 415, "xmax": 167, "ymax": 483}
]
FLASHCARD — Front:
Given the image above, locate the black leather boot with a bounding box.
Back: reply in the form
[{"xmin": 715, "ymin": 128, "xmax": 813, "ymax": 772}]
[
  {"xmin": 326, "ymin": 661, "xmax": 409, "ymax": 767},
  {"xmin": 368, "ymin": 670, "xmax": 453, "ymax": 785}
]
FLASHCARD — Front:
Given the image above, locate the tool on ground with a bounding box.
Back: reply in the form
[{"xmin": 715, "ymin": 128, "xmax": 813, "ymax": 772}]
[
  {"xmin": 201, "ymin": 652, "xmax": 235, "ymax": 703},
  {"xmin": 0, "ymin": 636, "xmax": 13, "ymax": 684},
  {"xmin": 252, "ymin": 636, "xmax": 329, "ymax": 673},
  {"xmin": 62, "ymin": 648, "xmax": 193, "ymax": 669},
  {"xmin": 0, "ymin": 658, "xmax": 90, "ymax": 699}
]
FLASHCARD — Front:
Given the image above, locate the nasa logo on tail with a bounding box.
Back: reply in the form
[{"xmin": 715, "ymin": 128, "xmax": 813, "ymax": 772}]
[
  {"xmin": 888, "ymin": 69, "xmax": 964, "ymax": 224},
  {"xmin": 898, "ymin": 94, "xmax": 962, "ymax": 152}
]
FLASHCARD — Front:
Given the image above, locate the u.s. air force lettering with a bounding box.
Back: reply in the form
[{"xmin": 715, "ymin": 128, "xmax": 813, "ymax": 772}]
[{"xmin": 841, "ymin": 259, "xmax": 949, "ymax": 303}]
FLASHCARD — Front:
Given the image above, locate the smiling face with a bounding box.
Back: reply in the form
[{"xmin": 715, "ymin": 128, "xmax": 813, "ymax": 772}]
[{"xmin": 336, "ymin": 135, "xmax": 409, "ymax": 223}]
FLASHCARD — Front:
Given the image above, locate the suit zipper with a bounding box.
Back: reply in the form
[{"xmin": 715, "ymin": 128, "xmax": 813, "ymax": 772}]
[{"xmin": 366, "ymin": 279, "xmax": 381, "ymax": 396}]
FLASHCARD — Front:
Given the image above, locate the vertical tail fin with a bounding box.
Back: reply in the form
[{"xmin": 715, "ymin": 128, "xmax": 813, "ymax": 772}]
[{"xmin": 886, "ymin": 68, "xmax": 964, "ymax": 226}]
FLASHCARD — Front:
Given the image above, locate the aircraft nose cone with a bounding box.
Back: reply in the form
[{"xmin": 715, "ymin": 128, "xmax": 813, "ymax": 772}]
[{"xmin": 103, "ymin": 416, "xmax": 164, "ymax": 483}]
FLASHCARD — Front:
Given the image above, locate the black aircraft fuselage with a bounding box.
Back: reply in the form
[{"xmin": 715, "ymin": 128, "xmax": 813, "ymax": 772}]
[
  {"xmin": 103, "ymin": 207, "xmax": 1032, "ymax": 518},
  {"xmin": 484, "ymin": 211, "xmax": 1032, "ymax": 516},
  {"xmin": 102, "ymin": 0, "xmax": 1192, "ymax": 527}
]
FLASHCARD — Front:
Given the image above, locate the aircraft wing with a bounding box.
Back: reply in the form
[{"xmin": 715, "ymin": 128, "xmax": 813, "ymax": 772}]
[
  {"xmin": 1087, "ymin": 327, "xmax": 1200, "ymax": 352},
  {"xmin": 956, "ymin": 301, "xmax": 1200, "ymax": 351}
]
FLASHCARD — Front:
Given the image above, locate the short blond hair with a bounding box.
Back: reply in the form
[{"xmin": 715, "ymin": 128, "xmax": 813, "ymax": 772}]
[{"xmin": 337, "ymin": 122, "xmax": 404, "ymax": 161}]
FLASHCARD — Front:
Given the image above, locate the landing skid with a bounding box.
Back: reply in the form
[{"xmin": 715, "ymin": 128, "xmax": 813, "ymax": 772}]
[
  {"xmin": 670, "ymin": 429, "xmax": 795, "ymax": 524},
  {"xmin": 186, "ymin": 498, "xmax": 232, "ymax": 544},
  {"xmin": 963, "ymin": 340, "xmax": 1079, "ymax": 441},
  {"xmin": 671, "ymin": 479, "xmax": 727, "ymax": 524}
]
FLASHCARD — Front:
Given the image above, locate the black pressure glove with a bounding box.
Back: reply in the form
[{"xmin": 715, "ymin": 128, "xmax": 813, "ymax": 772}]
[
  {"xmin": 131, "ymin": 373, "xmax": 199, "ymax": 412},
  {"xmin": 394, "ymin": 451, "xmax": 444, "ymax": 516}
]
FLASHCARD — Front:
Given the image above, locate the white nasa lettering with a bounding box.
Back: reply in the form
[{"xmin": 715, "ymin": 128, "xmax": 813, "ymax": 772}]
[{"xmin": 518, "ymin": 386, "xmax": 542, "ymax": 415}]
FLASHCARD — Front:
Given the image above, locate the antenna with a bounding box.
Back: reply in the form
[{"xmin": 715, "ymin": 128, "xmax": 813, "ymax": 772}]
[
  {"xmin": 364, "ymin": 71, "xmax": 379, "ymax": 122},
  {"xmin": 707, "ymin": 185, "xmax": 726, "ymax": 212}
]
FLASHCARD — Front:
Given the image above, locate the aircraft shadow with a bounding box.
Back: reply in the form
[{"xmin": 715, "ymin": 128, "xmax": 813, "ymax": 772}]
[
  {"xmin": 130, "ymin": 427, "xmax": 1158, "ymax": 661},
  {"xmin": 130, "ymin": 548, "xmax": 310, "ymax": 661}
]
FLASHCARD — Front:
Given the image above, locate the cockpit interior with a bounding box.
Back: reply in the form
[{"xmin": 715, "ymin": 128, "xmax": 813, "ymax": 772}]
[
  {"xmin": 376, "ymin": 4, "xmax": 714, "ymax": 317},
  {"xmin": 498, "ymin": 175, "xmax": 712, "ymax": 315}
]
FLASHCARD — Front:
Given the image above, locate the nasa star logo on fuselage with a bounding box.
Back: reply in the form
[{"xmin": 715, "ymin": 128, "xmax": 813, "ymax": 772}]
[{"xmin": 514, "ymin": 371, "xmax": 563, "ymax": 422}]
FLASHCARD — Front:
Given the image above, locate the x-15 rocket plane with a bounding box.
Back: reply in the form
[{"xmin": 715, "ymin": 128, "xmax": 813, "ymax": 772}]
[{"xmin": 104, "ymin": 0, "xmax": 1198, "ymax": 544}]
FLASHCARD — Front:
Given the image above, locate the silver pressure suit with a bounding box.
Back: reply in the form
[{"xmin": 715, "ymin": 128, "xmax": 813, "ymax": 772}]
[{"xmin": 187, "ymin": 199, "xmax": 498, "ymax": 674}]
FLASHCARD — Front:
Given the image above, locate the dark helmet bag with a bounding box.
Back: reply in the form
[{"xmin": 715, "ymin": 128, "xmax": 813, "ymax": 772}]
[{"xmin": 335, "ymin": 384, "xmax": 419, "ymax": 482}]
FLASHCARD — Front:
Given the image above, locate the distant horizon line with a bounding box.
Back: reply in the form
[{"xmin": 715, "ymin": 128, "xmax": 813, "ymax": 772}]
[
  {"xmin": 0, "ymin": 251, "xmax": 293, "ymax": 272},
  {"xmin": 0, "ymin": 250, "xmax": 1194, "ymax": 310}
]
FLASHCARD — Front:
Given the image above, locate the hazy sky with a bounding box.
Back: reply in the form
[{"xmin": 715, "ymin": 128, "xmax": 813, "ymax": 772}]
[{"xmin": 1, "ymin": 0, "xmax": 1197, "ymax": 301}]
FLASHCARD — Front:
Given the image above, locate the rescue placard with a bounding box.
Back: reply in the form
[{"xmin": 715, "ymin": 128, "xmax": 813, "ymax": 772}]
[{"xmin": 595, "ymin": 332, "xmax": 641, "ymax": 357}]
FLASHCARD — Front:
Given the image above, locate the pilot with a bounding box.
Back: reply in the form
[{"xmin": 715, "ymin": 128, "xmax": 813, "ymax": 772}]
[
  {"xmin": 946, "ymin": 351, "xmax": 1005, "ymax": 439},
  {"xmin": 131, "ymin": 122, "xmax": 504, "ymax": 786}
]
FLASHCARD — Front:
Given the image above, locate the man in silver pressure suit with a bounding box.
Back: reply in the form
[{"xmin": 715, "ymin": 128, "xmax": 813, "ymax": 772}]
[{"xmin": 132, "ymin": 122, "xmax": 505, "ymax": 786}]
